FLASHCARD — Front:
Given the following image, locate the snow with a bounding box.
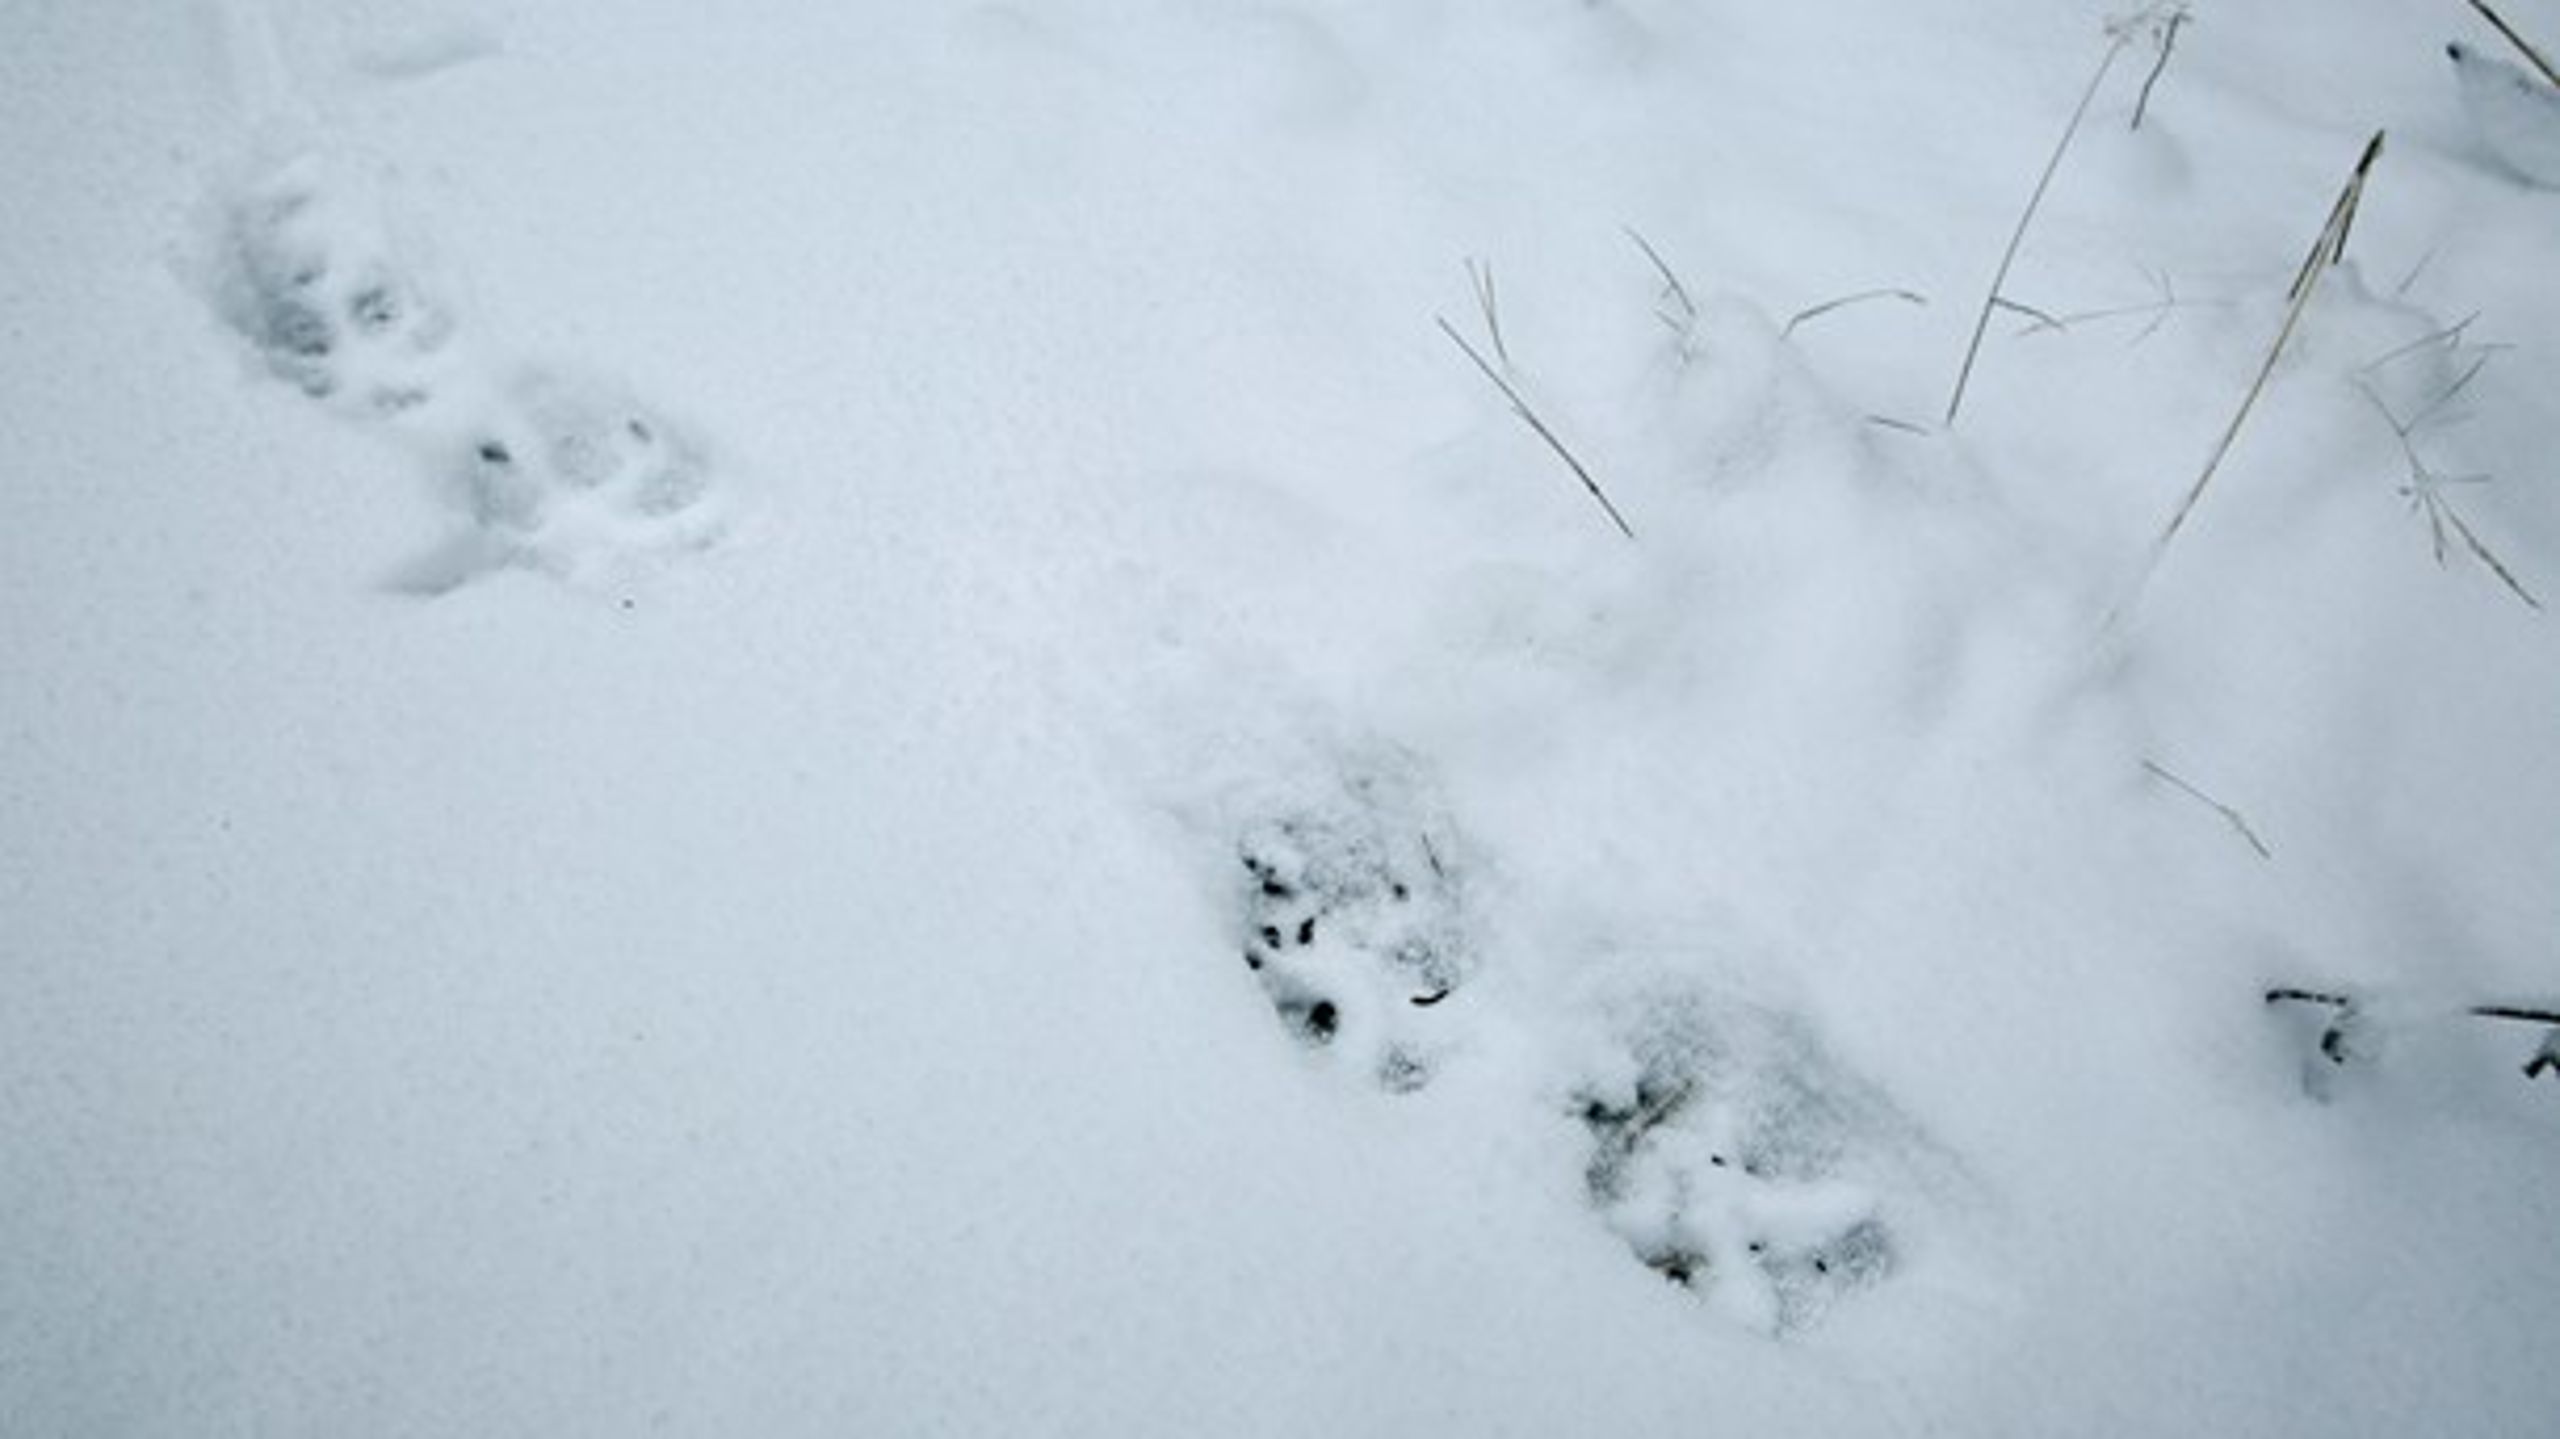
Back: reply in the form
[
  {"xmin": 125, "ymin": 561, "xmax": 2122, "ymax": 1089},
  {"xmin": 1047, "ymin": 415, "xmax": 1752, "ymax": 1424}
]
[
  {"xmin": 2452, "ymin": 40, "xmax": 2560, "ymax": 187},
  {"xmin": 6, "ymin": 2, "xmax": 2558, "ymax": 1434}
]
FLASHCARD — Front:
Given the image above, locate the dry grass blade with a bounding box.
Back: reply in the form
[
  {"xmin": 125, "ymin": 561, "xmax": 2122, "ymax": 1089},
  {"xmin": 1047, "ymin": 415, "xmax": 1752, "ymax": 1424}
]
[
  {"xmin": 2360, "ymin": 312, "xmax": 2483, "ymax": 372},
  {"xmin": 2468, "ymin": 0, "xmax": 2560, "ymax": 87},
  {"xmin": 1945, "ymin": 29, "xmax": 2134, "ymax": 425},
  {"xmin": 2152, "ymin": 131, "xmax": 2385, "ymax": 557},
  {"xmin": 2442, "ymin": 502, "xmax": 2543, "ymax": 609},
  {"xmin": 1784, "ymin": 287, "xmax": 1927, "ymax": 340},
  {"xmin": 1992, "ymin": 296, "xmax": 2067, "ymax": 331},
  {"xmin": 2356, "ymin": 326, "xmax": 2541, "ymax": 612},
  {"xmin": 2131, "ymin": 5, "xmax": 2191, "ymax": 130},
  {"xmin": 2142, "ymin": 758, "xmax": 2273, "ymax": 859},
  {"xmin": 1436, "ymin": 315, "xmax": 1636, "ymax": 541},
  {"xmin": 2011, "ymin": 268, "xmax": 2202, "ymax": 343},
  {"xmin": 1623, "ymin": 227, "xmax": 1699, "ymax": 332}
]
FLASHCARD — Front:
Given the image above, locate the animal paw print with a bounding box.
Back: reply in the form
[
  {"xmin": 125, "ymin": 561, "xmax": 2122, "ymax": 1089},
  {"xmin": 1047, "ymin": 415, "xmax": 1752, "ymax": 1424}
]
[
  {"xmin": 1575, "ymin": 997, "xmax": 1903, "ymax": 1334},
  {"xmin": 457, "ymin": 371, "xmax": 722, "ymax": 575},
  {"xmin": 213, "ymin": 156, "xmax": 455, "ymax": 417},
  {"xmin": 205, "ymin": 152, "xmax": 727, "ymax": 589},
  {"xmin": 1232, "ymin": 755, "xmax": 1473, "ymax": 1091}
]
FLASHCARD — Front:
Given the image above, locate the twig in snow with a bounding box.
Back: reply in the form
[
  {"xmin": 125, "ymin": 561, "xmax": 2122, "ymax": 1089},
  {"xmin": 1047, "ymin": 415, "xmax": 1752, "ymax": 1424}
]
[
  {"xmin": 1436, "ymin": 315, "xmax": 1636, "ymax": 540},
  {"xmin": 2527, "ymin": 1031, "xmax": 2560, "ymax": 1079},
  {"xmin": 2141, "ymin": 758, "xmax": 2273, "ymax": 859},
  {"xmin": 2266, "ymin": 988, "xmax": 2560, "ymax": 1081},
  {"xmin": 1945, "ymin": 26, "xmax": 2138, "ymax": 425},
  {"xmin": 2467, "ymin": 0, "xmax": 2560, "ymax": 87},
  {"xmin": 1782, "ymin": 287, "xmax": 1927, "ymax": 341},
  {"xmin": 2264, "ymin": 988, "xmax": 2372, "ymax": 1067}
]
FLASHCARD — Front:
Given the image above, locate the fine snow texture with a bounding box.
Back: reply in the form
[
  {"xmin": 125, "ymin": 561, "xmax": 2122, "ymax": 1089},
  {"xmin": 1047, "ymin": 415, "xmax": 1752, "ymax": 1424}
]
[{"xmin": 6, "ymin": 1, "xmax": 2558, "ymax": 1435}]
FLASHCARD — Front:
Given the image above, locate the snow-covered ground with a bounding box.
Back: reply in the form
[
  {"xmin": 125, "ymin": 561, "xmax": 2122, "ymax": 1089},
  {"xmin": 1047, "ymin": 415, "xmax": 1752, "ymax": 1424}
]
[{"xmin": 6, "ymin": 2, "xmax": 2557, "ymax": 1433}]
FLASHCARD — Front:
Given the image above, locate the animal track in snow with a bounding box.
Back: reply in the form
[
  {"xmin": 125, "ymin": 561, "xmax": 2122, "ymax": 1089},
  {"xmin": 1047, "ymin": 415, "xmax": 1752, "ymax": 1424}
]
[
  {"xmin": 1200, "ymin": 742, "xmax": 1930, "ymax": 1332},
  {"xmin": 212, "ymin": 155, "xmax": 458, "ymax": 416},
  {"xmin": 1572, "ymin": 988, "xmax": 1911, "ymax": 1335},
  {"xmin": 1227, "ymin": 747, "xmax": 1476, "ymax": 1092},
  {"xmin": 416, "ymin": 367, "xmax": 721, "ymax": 591},
  {"xmin": 205, "ymin": 152, "xmax": 726, "ymax": 589}
]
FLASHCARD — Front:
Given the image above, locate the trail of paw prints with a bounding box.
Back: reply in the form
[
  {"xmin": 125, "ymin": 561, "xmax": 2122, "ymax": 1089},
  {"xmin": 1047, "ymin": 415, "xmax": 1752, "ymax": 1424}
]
[
  {"xmin": 1223, "ymin": 742, "xmax": 1478, "ymax": 1093},
  {"xmin": 205, "ymin": 151, "xmax": 726, "ymax": 590},
  {"xmin": 1570, "ymin": 987, "xmax": 1919, "ymax": 1335},
  {"xmin": 1197, "ymin": 745, "xmax": 1933, "ymax": 1333}
]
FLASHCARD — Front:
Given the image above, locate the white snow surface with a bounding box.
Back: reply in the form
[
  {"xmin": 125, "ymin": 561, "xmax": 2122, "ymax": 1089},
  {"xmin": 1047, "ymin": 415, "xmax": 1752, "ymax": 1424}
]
[{"xmin": 6, "ymin": 2, "xmax": 2558, "ymax": 1434}]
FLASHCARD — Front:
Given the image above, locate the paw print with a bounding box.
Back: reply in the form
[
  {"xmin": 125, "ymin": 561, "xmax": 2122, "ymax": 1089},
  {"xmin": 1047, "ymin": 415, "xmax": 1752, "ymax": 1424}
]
[
  {"xmin": 1574, "ymin": 996, "xmax": 1905, "ymax": 1334},
  {"xmin": 214, "ymin": 158, "xmax": 455, "ymax": 416},
  {"xmin": 203, "ymin": 152, "xmax": 728, "ymax": 590},
  {"xmin": 1231, "ymin": 753, "xmax": 1472, "ymax": 1090},
  {"xmin": 460, "ymin": 372, "xmax": 719, "ymax": 561}
]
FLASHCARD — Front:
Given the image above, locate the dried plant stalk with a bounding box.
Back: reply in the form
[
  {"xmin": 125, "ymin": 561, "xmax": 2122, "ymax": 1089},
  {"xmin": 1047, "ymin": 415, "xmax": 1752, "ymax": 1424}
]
[
  {"xmin": 1945, "ymin": 28, "xmax": 2137, "ymax": 425},
  {"xmin": 2151, "ymin": 131, "xmax": 2385, "ymax": 557},
  {"xmin": 1436, "ymin": 315, "xmax": 1636, "ymax": 541}
]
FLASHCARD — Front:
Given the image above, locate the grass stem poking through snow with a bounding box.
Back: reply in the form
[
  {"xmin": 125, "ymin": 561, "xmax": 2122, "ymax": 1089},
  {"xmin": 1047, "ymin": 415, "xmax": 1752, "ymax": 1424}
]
[
  {"xmin": 1436, "ymin": 314, "xmax": 1636, "ymax": 541},
  {"xmin": 2141, "ymin": 759, "xmax": 2272, "ymax": 859},
  {"xmin": 2354, "ymin": 332, "xmax": 2542, "ymax": 610},
  {"xmin": 1624, "ymin": 227, "xmax": 1699, "ymax": 336},
  {"xmin": 1464, "ymin": 258, "xmax": 1512, "ymax": 370},
  {"xmin": 2129, "ymin": 5, "xmax": 2191, "ymax": 130},
  {"xmin": 1944, "ymin": 22, "xmax": 2143, "ymax": 425},
  {"xmin": 2149, "ymin": 130, "xmax": 2385, "ymax": 560},
  {"xmin": 1783, "ymin": 287, "xmax": 1927, "ymax": 341},
  {"xmin": 2010, "ymin": 267, "xmax": 2207, "ymax": 344},
  {"xmin": 2466, "ymin": 0, "xmax": 2560, "ymax": 87},
  {"xmin": 2354, "ymin": 316, "xmax": 2538, "ymax": 609}
]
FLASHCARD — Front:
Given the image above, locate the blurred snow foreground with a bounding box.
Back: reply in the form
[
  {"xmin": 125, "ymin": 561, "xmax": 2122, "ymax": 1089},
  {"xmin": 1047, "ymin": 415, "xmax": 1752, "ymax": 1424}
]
[{"xmin": 6, "ymin": 0, "xmax": 2560, "ymax": 1434}]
